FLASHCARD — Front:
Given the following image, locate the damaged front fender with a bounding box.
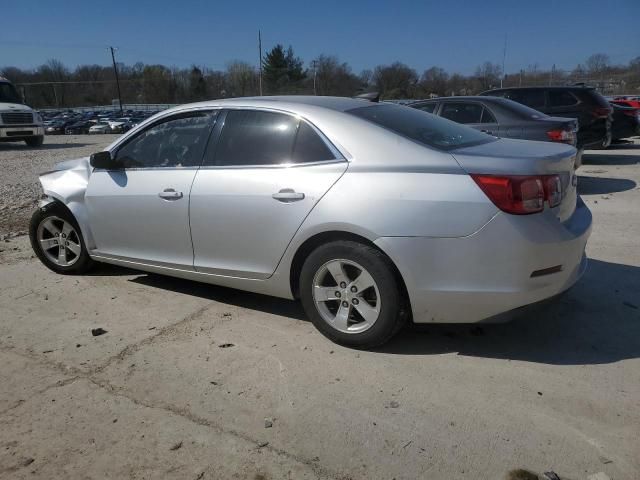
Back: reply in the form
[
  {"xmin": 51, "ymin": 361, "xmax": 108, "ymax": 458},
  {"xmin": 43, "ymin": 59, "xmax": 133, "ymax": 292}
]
[{"xmin": 38, "ymin": 157, "xmax": 96, "ymax": 249}]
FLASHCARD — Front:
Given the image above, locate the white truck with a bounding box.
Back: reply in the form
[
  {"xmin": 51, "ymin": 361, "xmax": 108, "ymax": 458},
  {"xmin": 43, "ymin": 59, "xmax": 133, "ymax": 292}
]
[{"xmin": 0, "ymin": 76, "xmax": 45, "ymax": 147}]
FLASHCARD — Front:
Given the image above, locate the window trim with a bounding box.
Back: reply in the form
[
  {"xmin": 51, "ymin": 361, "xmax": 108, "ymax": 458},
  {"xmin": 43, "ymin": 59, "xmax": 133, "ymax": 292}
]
[{"xmin": 201, "ymin": 107, "xmax": 346, "ymax": 169}]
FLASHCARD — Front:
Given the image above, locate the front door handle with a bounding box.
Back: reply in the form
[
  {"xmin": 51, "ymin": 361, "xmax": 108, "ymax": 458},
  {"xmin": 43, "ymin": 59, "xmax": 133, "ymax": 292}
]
[
  {"xmin": 158, "ymin": 188, "xmax": 183, "ymax": 200},
  {"xmin": 481, "ymin": 129, "xmax": 493, "ymax": 135},
  {"xmin": 272, "ymin": 188, "xmax": 305, "ymax": 202}
]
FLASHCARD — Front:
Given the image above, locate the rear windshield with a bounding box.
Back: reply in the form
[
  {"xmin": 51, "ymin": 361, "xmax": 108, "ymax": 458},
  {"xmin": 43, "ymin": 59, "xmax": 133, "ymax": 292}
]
[{"xmin": 348, "ymin": 103, "xmax": 494, "ymax": 151}]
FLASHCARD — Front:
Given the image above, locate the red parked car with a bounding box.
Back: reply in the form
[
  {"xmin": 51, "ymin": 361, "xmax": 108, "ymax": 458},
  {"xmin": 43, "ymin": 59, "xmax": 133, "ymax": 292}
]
[{"xmin": 611, "ymin": 96, "xmax": 640, "ymax": 109}]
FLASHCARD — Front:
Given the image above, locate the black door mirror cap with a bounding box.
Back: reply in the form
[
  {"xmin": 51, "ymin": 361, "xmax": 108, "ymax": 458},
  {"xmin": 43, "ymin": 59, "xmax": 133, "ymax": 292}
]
[{"xmin": 90, "ymin": 151, "xmax": 119, "ymax": 169}]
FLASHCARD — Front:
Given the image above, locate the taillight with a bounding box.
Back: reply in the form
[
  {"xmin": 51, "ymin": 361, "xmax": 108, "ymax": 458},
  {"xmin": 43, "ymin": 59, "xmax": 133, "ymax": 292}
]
[
  {"xmin": 592, "ymin": 106, "xmax": 612, "ymax": 118},
  {"xmin": 544, "ymin": 175, "xmax": 562, "ymax": 207},
  {"xmin": 546, "ymin": 129, "xmax": 575, "ymax": 144},
  {"xmin": 471, "ymin": 174, "xmax": 563, "ymax": 215}
]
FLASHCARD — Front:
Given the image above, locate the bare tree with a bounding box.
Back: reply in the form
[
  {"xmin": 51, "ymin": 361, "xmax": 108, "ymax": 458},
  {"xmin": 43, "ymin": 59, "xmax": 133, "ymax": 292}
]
[
  {"xmin": 372, "ymin": 62, "xmax": 418, "ymax": 98},
  {"xmin": 586, "ymin": 53, "xmax": 610, "ymax": 75}
]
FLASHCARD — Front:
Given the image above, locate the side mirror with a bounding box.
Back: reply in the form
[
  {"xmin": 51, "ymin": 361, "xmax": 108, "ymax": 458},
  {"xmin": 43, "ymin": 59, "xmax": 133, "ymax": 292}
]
[{"xmin": 90, "ymin": 151, "xmax": 118, "ymax": 169}]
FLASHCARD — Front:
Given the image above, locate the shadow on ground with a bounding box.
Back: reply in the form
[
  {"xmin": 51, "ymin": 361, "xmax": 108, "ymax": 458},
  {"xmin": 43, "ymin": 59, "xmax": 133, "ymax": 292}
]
[
  {"xmin": 582, "ymin": 153, "xmax": 640, "ymax": 166},
  {"xmin": 577, "ymin": 176, "xmax": 637, "ymax": 195},
  {"xmin": 92, "ymin": 258, "xmax": 640, "ymax": 366}
]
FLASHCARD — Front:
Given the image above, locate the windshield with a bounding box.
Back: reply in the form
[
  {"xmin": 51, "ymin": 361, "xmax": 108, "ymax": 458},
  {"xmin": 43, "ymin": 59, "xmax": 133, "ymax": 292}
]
[
  {"xmin": 348, "ymin": 103, "xmax": 494, "ymax": 151},
  {"xmin": 0, "ymin": 82, "xmax": 23, "ymax": 104}
]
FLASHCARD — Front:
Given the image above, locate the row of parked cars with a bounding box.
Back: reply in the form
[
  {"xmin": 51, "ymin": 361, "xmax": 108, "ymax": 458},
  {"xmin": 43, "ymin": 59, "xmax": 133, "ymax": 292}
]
[
  {"xmin": 40, "ymin": 109, "xmax": 163, "ymax": 136},
  {"xmin": 406, "ymin": 86, "xmax": 639, "ymax": 157}
]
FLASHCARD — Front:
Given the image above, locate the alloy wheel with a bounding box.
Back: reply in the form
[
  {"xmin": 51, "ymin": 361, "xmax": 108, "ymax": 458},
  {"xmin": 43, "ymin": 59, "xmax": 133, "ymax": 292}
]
[
  {"xmin": 36, "ymin": 216, "xmax": 82, "ymax": 267},
  {"xmin": 312, "ymin": 259, "xmax": 381, "ymax": 334}
]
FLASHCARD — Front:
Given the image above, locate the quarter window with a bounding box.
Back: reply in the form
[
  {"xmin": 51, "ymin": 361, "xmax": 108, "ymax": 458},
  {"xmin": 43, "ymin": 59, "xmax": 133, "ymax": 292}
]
[
  {"xmin": 440, "ymin": 102, "xmax": 483, "ymax": 124},
  {"xmin": 291, "ymin": 121, "xmax": 335, "ymax": 163},
  {"xmin": 114, "ymin": 112, "xmax": 215, "ymax": 168},
  {"xmin": 481, "ymin": 107, "xmax": 497, "ymax": 123}
]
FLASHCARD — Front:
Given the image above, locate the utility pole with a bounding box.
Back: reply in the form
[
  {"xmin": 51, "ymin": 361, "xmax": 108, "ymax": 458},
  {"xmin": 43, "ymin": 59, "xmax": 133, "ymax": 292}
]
[
  {"xmin": 109, "ymin": 46, "xmax": 123, "ymax": 114},
  {"xmin": 312, "ymin": 60, "xmax": 317, "ymax": 95},
  {"xmin": 258, "ymin": 30, "xmax": 263, "ymax": 96},
  {"xmin": 500, "ymin": 34, "xmax": 507, "ymax": 88}
]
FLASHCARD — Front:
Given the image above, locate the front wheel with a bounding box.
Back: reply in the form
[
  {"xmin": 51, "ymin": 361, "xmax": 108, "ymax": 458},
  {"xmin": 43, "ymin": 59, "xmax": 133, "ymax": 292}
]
[
  {"xmin": 25, "ymin": 135, "xmax": 44, "ymax": 147},
  {"xmin": 29, "ymin": 203, "xmax": 94, "ymax": 274},
  {"xmin": 299, "ymin": 240, "xmax": 407, "ymax": 348}
]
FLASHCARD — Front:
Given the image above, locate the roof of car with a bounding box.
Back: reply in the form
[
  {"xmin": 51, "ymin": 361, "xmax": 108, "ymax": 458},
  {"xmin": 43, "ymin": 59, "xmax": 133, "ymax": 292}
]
[
  {"xmin": 483, "ymin": 86, "xmax": 595, "ymax": 92},
  {"xmin": 176, "ymin": 96, "xmax": 374, "ymax": 113},
  {"xmin": 411, "ymin": 96, "xmax": 505, "ymax": 103}
]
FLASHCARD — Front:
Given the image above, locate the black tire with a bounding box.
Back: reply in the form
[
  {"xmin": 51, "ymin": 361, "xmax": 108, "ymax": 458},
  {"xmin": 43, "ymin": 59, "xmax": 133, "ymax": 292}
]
[
  {"xmin": 299, "ymin": 240, "xmax": 407, "ymax": 348},
  {"xmin": 25, "ymin": 135, "xmax": 44, "ymax": 147},
  {"xmin": 29, "ymin": 202, "xmax": 94, "ymax": 274}
]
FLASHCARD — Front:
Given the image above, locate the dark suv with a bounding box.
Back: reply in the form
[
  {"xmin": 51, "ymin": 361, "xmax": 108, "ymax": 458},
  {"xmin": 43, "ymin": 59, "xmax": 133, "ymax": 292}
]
[{"xmin": 480, "ymin": 86, "xmax": 612, "ymax": 149}]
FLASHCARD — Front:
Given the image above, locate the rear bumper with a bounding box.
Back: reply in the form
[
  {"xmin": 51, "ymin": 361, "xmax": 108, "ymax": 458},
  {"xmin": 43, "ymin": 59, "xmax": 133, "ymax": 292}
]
[{"xmin": 376, "ymin": 198, "xmax": 592, "ymax": 323}]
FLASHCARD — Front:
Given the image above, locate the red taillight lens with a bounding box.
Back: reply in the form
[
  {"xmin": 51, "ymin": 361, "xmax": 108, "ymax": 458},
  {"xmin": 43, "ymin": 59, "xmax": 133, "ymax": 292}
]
[
  {"xmin": 471, "ymin": 174, "xmax": 562, "ymax": 215},
  {"xmin": 546, "ymin": 129, "xmax": 575, "ymax": 144}
]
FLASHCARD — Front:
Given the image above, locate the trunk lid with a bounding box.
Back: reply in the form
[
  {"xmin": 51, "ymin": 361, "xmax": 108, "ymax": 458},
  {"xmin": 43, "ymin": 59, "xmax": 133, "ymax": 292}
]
[{"xmin": 451, "ymin": 138, "xmax": 578, "ymax": 221}]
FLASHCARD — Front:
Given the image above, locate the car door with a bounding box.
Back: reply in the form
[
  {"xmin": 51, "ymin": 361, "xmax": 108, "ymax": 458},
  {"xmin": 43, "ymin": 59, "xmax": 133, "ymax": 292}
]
[
  {"xmin": 189, "ymin": 108, "xmax": 348, "ymax": 279},
  {"xmin": 85, "ymin": 110, "xmax": 217, "ymax": 268}
]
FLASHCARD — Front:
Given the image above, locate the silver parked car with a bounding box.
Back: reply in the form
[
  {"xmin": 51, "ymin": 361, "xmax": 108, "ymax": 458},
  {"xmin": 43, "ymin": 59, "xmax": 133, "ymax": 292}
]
[{"xmin": 30, "ymin": 96, "xmax": 592, "ymax": 347}]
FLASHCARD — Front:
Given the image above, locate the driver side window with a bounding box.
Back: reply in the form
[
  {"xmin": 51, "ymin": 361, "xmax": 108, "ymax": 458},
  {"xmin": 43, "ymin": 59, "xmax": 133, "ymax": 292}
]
[{"xmin": 115, "ymin": 112, "xmax": 216, "ymax": 168}]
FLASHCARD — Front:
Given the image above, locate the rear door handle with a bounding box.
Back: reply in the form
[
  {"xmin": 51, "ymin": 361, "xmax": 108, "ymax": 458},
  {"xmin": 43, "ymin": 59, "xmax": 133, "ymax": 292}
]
[
  {"xmin": 158, "ymin": 188, "xmax": 183, "ymax": 200},
  {"xmin": 272, "ymin": 189, "xmax": 305, "ymax": 202}
]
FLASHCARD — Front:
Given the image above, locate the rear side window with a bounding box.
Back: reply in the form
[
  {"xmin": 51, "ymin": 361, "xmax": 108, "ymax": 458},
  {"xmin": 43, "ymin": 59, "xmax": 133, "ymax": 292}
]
[
  {"xmin": 115, "ymin": 112, "xmax": 215, "ymax": 168},
  {"xmin": 548, "ymin": 90, "xmax": 578, "ymax": 107},
  {"xmin": 413, "ymin": 103, "xmax": 437, "ymax": 114},
  {"xmin": 291, "ymin": 121, "xmax": 336, "ymax": 163},
  {"xmin": 440, "ymin": 102, "xmax": 483, "ymax": 124},
  {"xmin": 504, "ymin": 90, "xmax": 546, "ymax": 109},
  {"xmin": 348, "ymin": 103, "xmax": 493, "ymax": 151},
  {"xmin": 214, "ymin": 110, "xmax": 297, "ymax": 166}
]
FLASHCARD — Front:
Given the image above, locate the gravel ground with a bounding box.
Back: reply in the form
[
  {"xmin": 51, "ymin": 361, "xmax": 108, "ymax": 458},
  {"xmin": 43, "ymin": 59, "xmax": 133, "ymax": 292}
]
[{"xmin": 0, "ymin": 135, "xmax": 118, "ymax": 236}]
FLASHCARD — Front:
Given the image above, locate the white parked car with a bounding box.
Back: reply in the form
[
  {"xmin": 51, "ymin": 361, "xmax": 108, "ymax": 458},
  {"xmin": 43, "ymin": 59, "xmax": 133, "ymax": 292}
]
[{"xmin": 88, "ymin": 121, "xmax": 112, "ymax": 134}]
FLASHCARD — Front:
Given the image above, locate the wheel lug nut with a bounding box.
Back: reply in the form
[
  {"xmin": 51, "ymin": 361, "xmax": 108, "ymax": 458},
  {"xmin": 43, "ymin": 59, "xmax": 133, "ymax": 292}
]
[
  {"xmin": 350, "ymin": 286, "xmax": 357, "ymax": 293},
  {"xmin": 352, "ymin": 298, "xmax": 359, "ymax": 305},
  {"xmin": 335, "ymin": 291, "xmax": 341, "ymax": 298},
  {"xmin": 342, "ymin": 301, "xmax": 349, "ymax": 308},
  {"xmin": 339, "ymin": 282, "xmax": 347, "ymax": 288}
]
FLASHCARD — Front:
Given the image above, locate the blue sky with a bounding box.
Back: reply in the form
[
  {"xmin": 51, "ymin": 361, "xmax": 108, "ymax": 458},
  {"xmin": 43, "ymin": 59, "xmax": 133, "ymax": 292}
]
[{"xmin": 2, "ymin": 0, "xmax": 638, "ymax": 75}]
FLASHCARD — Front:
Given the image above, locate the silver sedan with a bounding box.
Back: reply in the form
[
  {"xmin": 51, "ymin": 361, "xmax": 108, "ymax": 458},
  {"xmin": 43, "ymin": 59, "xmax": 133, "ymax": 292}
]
[{"xmin": 29, "ymin": 96, "xmax": 592, "ymax": 347}]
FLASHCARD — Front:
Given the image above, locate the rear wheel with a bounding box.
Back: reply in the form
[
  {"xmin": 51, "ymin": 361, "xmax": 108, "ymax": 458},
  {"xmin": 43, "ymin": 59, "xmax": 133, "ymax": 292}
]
[
  {"xmin": 29, "ymin": 203, "xmax": 94, "ymax": 274},
  {"xmin": 299, "ymin": 240, "xmax": 406, "ymax": 347},
  {"xmin": 25, "ymin": 135, "xmax": 44, "ymax": 147}
]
